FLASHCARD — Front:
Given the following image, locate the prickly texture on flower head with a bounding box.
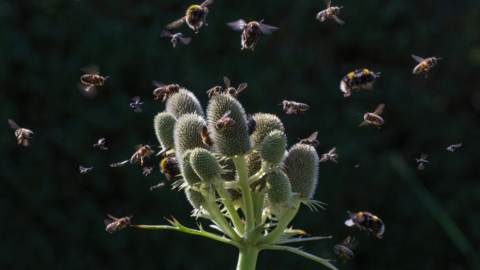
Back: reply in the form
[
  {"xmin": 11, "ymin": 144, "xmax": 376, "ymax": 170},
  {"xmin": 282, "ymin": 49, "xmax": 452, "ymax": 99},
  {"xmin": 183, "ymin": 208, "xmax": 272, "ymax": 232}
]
[
  {"xmin": 283, "ymin": 143, "xmax": 319, "ymax": 199},
  {"xmin": 154, "ymin": 112, "xmax": 176, "ymax": 152},
  {"xmin": 190, "ymin": 148, "xmax": 221, "ymax": 183},
  {"xmin": 251, "ymin": 113, "xmax": 284, "ymax": 146},
  {"xmin": 207, "ymin": 94, "xmax": 252, "ymax": 157},
  {"xmin": 266, "ymin": 170, "xmax": 292, "ymax": 204},
  {"xmin": 166, "ymin": 88, "xmax": 205, "ymax": 119},
  {"xmin": 174, "ymin": 113, "xmax": 209, "ymax": 166},
  {"xmin": 180, "ymin": 150, "xmax": 202, "ymax": 186},
  {"xmin": 185, "ymin": 188, "xmax": 205, "ymax": 210},
  {"xmin": 260, "ymin": 130, "xmax": 287, "ymax": 165}
]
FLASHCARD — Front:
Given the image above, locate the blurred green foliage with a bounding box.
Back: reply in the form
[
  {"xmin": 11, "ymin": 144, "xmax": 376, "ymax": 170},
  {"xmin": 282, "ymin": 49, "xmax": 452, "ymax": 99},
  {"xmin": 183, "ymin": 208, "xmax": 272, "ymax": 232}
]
[{"xmin": 1, "ymin": 0, "xmax": 480, "ymax": 269}]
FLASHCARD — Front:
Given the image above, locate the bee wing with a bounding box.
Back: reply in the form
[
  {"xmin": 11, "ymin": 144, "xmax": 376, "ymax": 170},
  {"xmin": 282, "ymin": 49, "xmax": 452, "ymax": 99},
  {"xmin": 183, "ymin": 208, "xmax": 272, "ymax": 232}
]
[
  {"xmin": 99, "ymin": 146, "xmax": 108, "ymax": 151},
  {"xmin": 131, "ymin": 96, "xmax": 141, "ymax": 102},
  {"xmin": 160, "ymin": 29, "xmax": 173, "ymax": 37},
  {"xmin": 23, "ymin": 139, "xmax": 30, "ymax": 147},
  {"xmin": 307, "ymin": 131, "xmax": 318, "ymax": 141},
  {"xmin": 328, "ymin": 147, "xmax": 336, "ymax": 155},
  {"xmin": 373, "ymin": 103, "xmax": 385, "ymax": 115},
  {"xmin": 8, "ymin": 119, "xmax": 20, "ymax": 130},
  {"xmin": 420, "ymin": 153, "xmax": 428, "ymax": 160},
  {"xmin": 153, "ymin": 80, "xmax": 165, "ymax": 88},
  {"xmin": 411, "ymin": 55, "xmax": 425, "ymax": 63},
  {"xmin": 120, "ymin": 160, "xmax": 129, "ymax": 165},
  {"xmin": 98, "ymin": 138, "xmax": 105, "ymax": 144},
  {"xmin": 79, "ymin": 165, "xmax": 85, "ymax": 170},
  {"xmin": 77, "ymin": 83, "xmax": 98, "ymax": 97},
  {"xmin": 417, "ymin": 163, "xmax": 425, "ymax": 170},
  {"xmin": 319, "ymin": 155, "xmax": 329, "ymax": 162},
  {"xmin": 134, "ymin": 107, "xmax": 143, "ymax": 113},
  {"xmin": 143, "ymin": 166, "xmax": 149, "ymax": 172},
  {"xmin": 223, "ymin": 76, "xmax": 231, "ymax": 88},
  {"xmin": 200, "ymin": 0, "xmax": 214, "ymax": 7},
  {"xmin": 236, "ymin": 83, "xmax": 248, "ymax": 93},
  {"xmin": 220, "ymin": 110, "xmax": 232, "ymax": 120},
  {"xmin": 454, "ymin": 143, "xmax": 462, "ymax": 148},
  {"xmin": 342, "ymin": 236, "xmax": 351, "ymax": 246},
  {"xmin": 135, "ymin": 144, "xmax": 143, "ymax": 151},
  {"xmin": 331, "ymin": 15, "xmax": 345, "ymax": 25},
  {"xmin": 80, "ymin": 64, "xmax": 100, "ymax": 75},
  {"xmin": 107, "ymin": 214, "xmax": 120, "ymax": 221},
  {"xmin": 148, "ymin": 150, "xmax": 155, "ymax": 156},
  {"xmin": 323, "ymin": 0, "xmax": 331, "ymax": 8},
  {"xmin": 165, "ymin": 17, "xmax": 186, "ymax": 29},
  {"xmin": 104, "ymin": 219, "xmax": 115, "ymax": 226},
  {"xmin": 361, "ymin": 83, "xmax": 373, "ymax": 90},
  {"xmin": 226, "ymin": 19, "xmax": 248, "ymax": 31},
  {"xmin": 258, "ymin": 22, "xmax": 279, "ymax": 35},
  {"xmin": 180, "ymin": 37, "xmax": 192, "ymax": 45},
  {"xmin": 286, "ymin": 106, "xmax": 296, "ymax": 115},
  {"xmin": 358, "ymin": 120, "xmax": 370, "ymax": 127}
]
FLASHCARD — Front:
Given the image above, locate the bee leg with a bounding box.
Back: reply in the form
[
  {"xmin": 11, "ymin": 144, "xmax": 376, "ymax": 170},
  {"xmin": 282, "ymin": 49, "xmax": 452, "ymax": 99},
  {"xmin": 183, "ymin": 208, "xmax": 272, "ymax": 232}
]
[
  {"xmin": 377, "ymin": 125, "xmax": 381, "ymax": 129},
  {"xmin": 203, "ymin": 18, "xmax": 208, "ymax": 26},
  {"xmin": 195, "ymin": 27, "xmax": 198, "ymax": 34},
  {"xmin": 241, "ymin": 47, "xmax": 244, "ymax": 50}
]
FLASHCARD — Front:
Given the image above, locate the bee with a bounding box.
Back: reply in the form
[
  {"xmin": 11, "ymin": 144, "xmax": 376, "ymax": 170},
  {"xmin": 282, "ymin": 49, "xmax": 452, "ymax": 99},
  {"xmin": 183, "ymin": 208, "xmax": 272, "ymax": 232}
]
[
  {"xmin": 247, "ymin": 114, "xmax": 257, "ymax": 136},
  {"xmin": 93, "ymin": 137, "xmax": 107, "ymax": 151},
  {"xmin": 130, "ymin": 144, "xmax": 155, "ymax": 166},
  {"xmin": 79, "ymin": 165, "xmax": 93, "ymax": 174},
  {"xmin": 153, "ymin": 81, "xmax": 180, "ymax": 102},
  {"xmin": 279, "ymin": 100, "xmax": 309, "ymax": 115},
  {"xmin": 206, "ymin": 86, "xmax": 223, "ymax": 98},
  {"xmin": 160, "ymin": 30, "xmax": 191, "ymax": 48},
  {"xmin": 412, "ymin": 55, "xmax": 441, "ymax": 78},
  {"xmin": 77, "ymin": 64, "xmax": 108, "ymax": 96},
  {"xmin": 316, "ymin": 0, "xmax": 345, "ymax": 25},
  {"xmin": 215, "ymin": 110, "xmax": 237, "ymax": 131},
  {"xmin": 110, "ymin": 160, "xmax": 129, "ymax": 167},
  {"xmin": 359, "ymin": 103, "xmax": 385, "ymax": 129},
  {"xmin": 334, "ymin": 237, "xmax": 355, "ymax": 264},
  {"xmin": 340, "ymin": 69, "xmax": 380, "ymax": 98},
  {"xmin": 150, "ymin": 182, "xmax": 166, "ymax": 191},
  {"xmin": 416, "ymin": 153, "xmax": 429, "ymax": 170},
  {"xmin": 130, "ymin": 96, "xmax": 143, "ymax": 113},
  {"xmin": 104, "ymin": 214, "xmax": 132, "ymax": 234},
  {"xmin": 143, "ymin": 166, "xmax": 155, "ymax": 177},
  {"xmin": 199, "ymin": 124, "xmax": 213, "ymax": 147},
  {"xmin": 299, "ymin": 131, "xmax": 319, "ymax": 147},
  {"xmin": 165, "ymin": 0, "xmax": 214, "ymax": 34},
  {"xmin": 8, "ymin": 119, "xmax": 34, "ymax": 146},
  {"xmin": 319, "ymin": 147, "xmax": 338, "ymax": 163},
  {"xmin": 446, "ymin": 143, "xmax": 462, "ymax": 152},
  {"xmin": 160, "ymin": 154, "xmax": 181, "ymax": 181},
  {"xmin": 345, "ymin": 211, "xmax": 385, "ymax": 239},
  {"xmin": 223, "ymin": 76, "xmax": 248, "ymax": 99},
  {"xmin": 226, "ymin": 19, "xmax": 278, "ymax": 51}
]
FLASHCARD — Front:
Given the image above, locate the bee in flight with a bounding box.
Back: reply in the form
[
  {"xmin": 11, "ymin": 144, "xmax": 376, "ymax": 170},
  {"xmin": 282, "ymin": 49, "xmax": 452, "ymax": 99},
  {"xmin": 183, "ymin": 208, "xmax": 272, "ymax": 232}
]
[
  {"xmin": 153, "ymin": 81, "xmax": 180, "ymax": 102},
  {"xmin": 165, "ymin": 0, "xmax": 214, "ymax": 34},
  {"xmin": 131, "ymin": 144, "xmax": 155, "ymax": 166},
  {"xmin": 334, "ymin": 236, "xmax": 355, "ymax": 264},
  {"xmin": 93, "ymin": 138, "xmax": 107, "ymax": 151},
  {"xmin": 77, "ymin": 64, "xmax": 108, "ymax": 96},
  {"xmin": 150, "ymin": 182, "xmax": 166, "ymax": 191},
  {"xmin": 143, "ymin": 166, "xmax": 155, "ymax": 177},
  {"xmin": 104, "ymin": 214, "xmax": 132, "ymax": 234},
  {"xmin": 199, "ymin": 124, "xmax": 213, "ymax": 147},
  {"xmin": 446, "ymin": 143, "xmax": 462, "ymax": 152},
  {"xmin": 8, "ymin": 119, "xmax": 34, "ymax": 147},
  {"xmin": 223, "ymin": 76, "xmax": 248, "ymax": 99},
  {"xmin": 299, "ymin": 131, "xmax": 319, "ymax": 148},
  {"xmin": 160, "ymin": 30, "xmax": 191, "ymax": 48},
  {"xmin": 110, "ymin": 160, "xmax": 129, "ymax": 168},
  {"xmin": 319, "ymin": 147, "xmax": 338, "ymax": 163},
  {"xmin": 416, "ymin": 153, "xmax": 429, "ymax": 170},
  {"xmin": 206, "ymin": 86, "xmax": 223, "ymax": 98},
  {"xmin": 79, "ymin": 165, "xmax": 93, "ymax": 174},
  {"xmin": 130, "ymin": 96, "xmax": 143, "ymax": 113},
  {"xmin": 279, "ymin": 100, "xmax": 309, "ymax": 115},
  {"xmin": 412, "ymin": 55, "xmax": 441, "ymax": 78},
  {"xmin": 359, "ymin": 103, "xmax": 385, "ymax": 129},
  {"xmin": 247, "ymin": 114, "xmax": 258, "ymax": 136},
  {"xmin": 160, "ymin": 154, "xmax": 181, "ymax": 181},
  {"xmin": 316, "ymin": 0, "xmax": 344, "ymax": 25},
  {"xmin": 215, "ymin": 110, "xmax": 237, "ymax": 131},
  {"xmin": 227, "ymin": 19, "xmax": 278, "ymax": 51},
  {"xmin": 340, "ymin": 69, "xmax": 380, "ymax": 97},
  {"xmin": 345, "ymin": 211, "xmax": 385, "ymax": 239}
]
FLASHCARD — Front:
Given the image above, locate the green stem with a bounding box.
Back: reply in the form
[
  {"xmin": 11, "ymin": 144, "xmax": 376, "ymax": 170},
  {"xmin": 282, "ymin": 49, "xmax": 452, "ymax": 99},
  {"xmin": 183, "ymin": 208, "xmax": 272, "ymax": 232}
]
[
  {"xmin": 236, "ymin": 246, "xmax": 260, "ymax": 270},
  {"xmin": 215, "ymin": 179, "xmax": 245, "ymax": 235},
  {"xmin": 260, "ymin": 201, "xmax": 300, "ymax": 244},
  {"xmin": 233, "ymin": 155, "xmax": 255, "ymax": 231},
  {"xmin": 252, "ymin": 189, "xmax": 265, "ymax": 226},
  {"xmin": 248, "ymin": 161, "xmax": 269, "ymax": 184},
  {"xmin": 258, "ymin": 244, "xmax": 337, "ymax": 270}
]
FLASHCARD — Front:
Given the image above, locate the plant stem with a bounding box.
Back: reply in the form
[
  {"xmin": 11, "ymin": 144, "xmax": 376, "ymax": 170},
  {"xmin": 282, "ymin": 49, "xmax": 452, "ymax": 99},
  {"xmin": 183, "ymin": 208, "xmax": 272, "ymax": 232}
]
[
  {"xmin": 215, "ymin": 179, "xmax": 245, "ymax": 235},
  {"xmin": 236, "ymin": 246, "xmax": 260, "ymax": 270},
  {"xmin": 260, "ymin": 201, "xmax": 300, "ymax": 244},
  {"xmin": 248, "ymin": 161, "xmax": 269, "ymax": 185},
  {"xmin": 233, "ymin": 155, "xmax": 255, "ymax": 231},
  {"xmin": 252, "ymin": 190, "xmax": 265, "ymax": 226},
  {"xmin": 258, "ymin": 244, "xmax": 337, "ymax": 270}
]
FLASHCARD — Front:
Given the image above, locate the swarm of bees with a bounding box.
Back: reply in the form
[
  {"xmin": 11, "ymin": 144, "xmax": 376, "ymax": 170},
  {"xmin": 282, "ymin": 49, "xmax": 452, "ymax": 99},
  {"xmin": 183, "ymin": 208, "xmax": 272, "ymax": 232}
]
[
  {"xmin": 165, "ymin": 0, "xmax": 214, "ymax": 34},
  {"xmin": 8, "ymin": 119, "xmax": 34, "ymax": 147},
  {"xmin": 160, "ymin": 30, "xmax": 191, "ymax": 48},
  {"xmin": 104, "ymin": 214, "xmax": 132, "ymax": 233},
  {"xmin": 215, "ymin": 110, "xmax": 237, "ymax": 131},
  {"xmin": 317, "ymin": 0, "xmax": 344, "ymax": 25},
  {"xmin": 227, "ymin": 19, "xmax": 278, "ymax": 51},
  {"xmin": 279, "ymin": 100, "xmax": 309, "ymax": 115}
]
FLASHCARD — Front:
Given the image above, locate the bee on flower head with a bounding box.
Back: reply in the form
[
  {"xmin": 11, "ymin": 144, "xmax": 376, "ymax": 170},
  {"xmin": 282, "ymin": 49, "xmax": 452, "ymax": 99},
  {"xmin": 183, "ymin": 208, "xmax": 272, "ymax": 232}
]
[
  {"xmin": 359, "ymin": 103, "xmax": 385, "ymax": 129},
  {"xmin": 8, "ymin": 119, "xmax": 34, "ymax": 147},
  {"xmin": 247, "ymin": 114, "xmax": 258, "ymax": 136},
  {"xmin": 227, "ymin": 19, "xmax": 278, "ymax": 51},
  {"xmin": 160, "ymin": 153, "xmax": 181, "ymax": 181},
  {"xmin": 345, "ymin": 211, "xmax": 385, "ymax": 239},
  {"xmin": 206, "ymin": 86, "xmax": 223, "ymax": 99},
  {"xmin": 279, "ymin": 100, "xmax": 309, "ymax": 115},
  {"xmin": 153, "ymin": 81, "xmax": 180, "ymax": 102},
  {"xmin": 299, "ymin": 131, "xmax": 319, "ymax": 148},
  {"xmin": 412, "ymin": 55, "xmax": 441, "ymax": 78},
  {"xmin": 160, "ymin": 30, "xmax": 192, "ymax": 48},
  {"xmin": 316, "ymin": 0, "xmax": 344, "ymax": 25},
  {"xmin": 215, "ymin": 110, "xmax": 237, "ymax": 131},
  {"xmin": 199, "ymin": 124, "xmax": 213, "ymax": 147},
  {"xmin": 165, "ymin": 0, "xmax": 214, "ymax": 34},
  {"xmin": 223, "ymin": 76, "xmax": 248, "ymax": 99},
  {"xmin": 104, "ymin": 214, "xmax": 132, "ymax": 234},
  {"xmin": 340, "ymin": 69, "xmax": 380, "ymax": 98},
  {"xmin": 334, "ymin": 237, "xmax": 354, "ymax": 264},
  {"xmin": 77, "ymin": 64, "xmax": 109, "ymax": 97}
]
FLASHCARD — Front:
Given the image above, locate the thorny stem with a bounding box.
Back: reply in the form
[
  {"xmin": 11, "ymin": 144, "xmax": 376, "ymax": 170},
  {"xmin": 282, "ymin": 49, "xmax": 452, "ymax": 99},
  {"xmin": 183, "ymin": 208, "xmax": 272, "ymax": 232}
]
[
  {"xmin": 248, "ymin": 161, "xmax": 269, "ymax": 185},
  {"xmin": 232, "ymin": 155, "xmax": 255, "ymax": 231},
  {"xmin": 260, "ymin": 201, "xmax": 300, "ymax": 244},
  {"xmin": 215, "ymin": 178, "xmax": 245, "ymax": 235}
]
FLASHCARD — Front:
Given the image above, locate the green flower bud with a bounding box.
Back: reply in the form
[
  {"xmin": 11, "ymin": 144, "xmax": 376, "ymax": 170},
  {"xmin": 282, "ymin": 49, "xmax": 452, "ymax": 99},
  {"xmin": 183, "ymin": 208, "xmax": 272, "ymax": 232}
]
[
  {"xmin": 185, "ymin": 188, "xmax": 205, "ymax": 210},
  {"xmin": 251, "ymin": 113, "xmax": 284, "ymax": 146},
  {"xmin": 266, "ymin": 170, "xmax": 292, "ymax": 204},
  {"xmin": 260, "ymin": 130, "xmax": 287, "ymax": 165},
  {"xmin": 180, "ymin": 150, "xmax": 202, "ymax": 186},
  {"xmin": 154, "ymin": 112, "xmax": 176, "ymax": 152},
  {"xmin": 174, "ymin": 113, "xmax": 209, "ymax": 166},
  {"xmin": 207, "ymin": 94, "xmax": 252, "ymax": 157},
  {"xmin": 190, "ymin": 148, "xmax": 222, "ymax": 183},
  {"xmin": 166, "ymin": 88, "xmax": 205, "ymax": 119},
  {"xmin": 283, "ymin": 143, "xmax": 319, "ymax": 200}
]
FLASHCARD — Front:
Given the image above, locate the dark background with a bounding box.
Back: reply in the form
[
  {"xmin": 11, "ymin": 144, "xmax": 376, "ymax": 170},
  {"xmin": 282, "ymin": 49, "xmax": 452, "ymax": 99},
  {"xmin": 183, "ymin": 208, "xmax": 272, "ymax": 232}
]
[{"xmin": 1, "ymin": 0, "xmax": 480, "ymax": 269}]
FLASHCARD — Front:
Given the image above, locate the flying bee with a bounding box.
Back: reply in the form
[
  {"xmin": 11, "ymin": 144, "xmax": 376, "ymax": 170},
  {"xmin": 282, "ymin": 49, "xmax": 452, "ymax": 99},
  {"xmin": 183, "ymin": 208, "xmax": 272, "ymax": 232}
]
[
  {"xmin": 199, "ymin": 124, "xmax": 213, "ymax": 147},
  {"xmin": 150, "ymin": 182, "xmax": 166, "ymax": 191},
  {"xmin": 299, "ymin": 131, "xmax": 319, "ymax": 147},
  {"xmin": 79, "ymin": 165, "xmax": 93, "ymax": 174},
  {"xmin": 319, "ymin": 147, "xmax": 338, "ymax": 163},
  {"xmin": 160, "ymin": 154, "xmax": 181, "ymax": 181},
  {"xmin": 227, "ymin": 19, "xmax": 278, "ymax": 51},
  {"xmin": 215, "ymin": 110, "xmax": 237, "ymax": 131},
  {"xmin": 223, "ymin": 76, "xmax": 248, "ymax": 99},
  {"xmin": 247, "ymin": 114, "xmax": 258, "ymax": 136},
  {"xmin": 345, "ymin": 211, "xmax": 385, "ymax": 239},
  {"xmin": 359, "ymin": 103, "xmax": 385, "ymax": 129},
  {"xmin": 316, "ymin": 0, "xmax": 345, "ymax": 25},
  {"xmin": 130, "ymin": 96, "xmax": 143, "ymax": 113},
  {"xmin": 104, "ymin": 214, "xmax": 132, "ymax": 234},
  {"xmin": 279, "ymin": 100, "xmax": 309, "ymax": 115},
  {"xmin": 160, "ymin": 30, "xmax": 191, "ymax": 48},
  {"xmin": 340, "ymin": 69, "xmax": 380, "ymax": 97},
  {"xmin": 446, "ymin": 143, "xmax": 462, "ymax": 152},
  {"xmin": 165, "ymin": 0, "xmax": 214, "ymax": 34},
  {"xmin": 93, "ymin": 137, "xmax": 107, "ymax": 151},
  {"xmin": 206, "ymin": 86, "xmax": 223, "ymax": 98},
  {"xmin": 131, "ymin": 144, "xmax": 155, "ymax": 166},
  {"xmin": 416, "ymin": 153, "xmax": 429, "ymax": 170},
  {"xmin": 77, "ymin": 64, "xmax": 108, "ymax": 96},
  {"xmin": 412, "ymin": 55, "xmax": 441, "ymax": 78},
  {"xmin": 143, "ymin": 166, "xmax": 155, "ymax": 177},
  {"xmin": 334, "ymin": 237, "xmax": 355, "ymax": 264},
  {"xmin": 110, "ymin": 160, "xmax": 129, "ymax": 167},
  {"xmin": 8, "ymin": 119, "xmax": 34, "ymax": 147},
  {"xmin": 153, "ymin": 81, "xmax": 180, "ymax": 102}
]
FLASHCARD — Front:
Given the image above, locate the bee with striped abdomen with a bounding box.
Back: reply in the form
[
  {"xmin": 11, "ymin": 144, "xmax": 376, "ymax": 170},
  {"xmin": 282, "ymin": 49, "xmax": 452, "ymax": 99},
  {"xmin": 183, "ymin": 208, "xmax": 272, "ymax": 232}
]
[
  {"xmin": 206, "ymin": 86, "xmax": 223, "ymax": 98},
  {"xmin": 412, "ymin": 55, "xmax": 441, "ymax": 78},
  {"xmin": 160, "ymin": 30, "xmax": 191, "ymax": 48},
  {"xmin": 79, "ymin": 165, "xmax": 93, "ymax": 174},
  {"xmin": 279, "ymin": 100, "xmax": 309, "ymax": 115},
  {"xmin": 319, "ymin": 147, "xmax": 338, "ymax": 163},
  {"xmin": 215, "ymin": 110, "xmax": 237, "ymax": 131},
  {"xmin": 316, "ymin": 0, "xmax": 344, "ymax": 25},
  {"xmin": 416, "ymin": 153, "xmax": 429, "ymax": 170},
  {"xmin": 77, "ymin": 64, "xmax": 108, "ymax": 96},
  {"xmin": 110, "ymin": 160, "xmax": 129, "ymax": 168},
  {"xmin": 359, "ymin": 103, "xmax": 385, "ymax": 129},
  {"xmin": 131, "ymin": 144, "xmax": 155, "ymax": 166},
  {"xmin": 199, "ymin": 124, "xmax": 213, "ymax": 147},
  {"xmin": 104, "ymin": 214, "xmax": 132, "ymax": 233},
  {"xmin": 165, "ymin": 0, "xmax": 214, "ymax": 34},
  {"xmin": 345, "ymin": 211, "xmax": 385, "ymax": 239},
  {"xmin": 223, "ymin": 76, "xmax": 248, "ymax": 99},
  {"xmin": 340, "ymin": 69, "xmax": 380, "ymax": 97},
  {"xmin": 446, "ymin": 143, "xmax": 462, "ymax": 152},
  {"xmin": 8, "ymin": 119, "xmax": 34, "ymax": 147},
  {"xmin": 227, "ymin": 19, "xmax": 278, "ymax": 51},
  {"xmin": 160, "ymin": 154, "xmax": 181, "ymax": 181},
  {"xmin": 334, "ymin": 236, "xmax": 354, "ymax": 264},
  {"xmin": 299, "ymin": 131, "xmax": 319, "ymax": 148},
  {"xmin": 93, "ymin": 138, "xmax": 107, "ymax": 151},
  {"xmin": 153, "ymin": 81, "xmax": 180, "ymax": 102}
]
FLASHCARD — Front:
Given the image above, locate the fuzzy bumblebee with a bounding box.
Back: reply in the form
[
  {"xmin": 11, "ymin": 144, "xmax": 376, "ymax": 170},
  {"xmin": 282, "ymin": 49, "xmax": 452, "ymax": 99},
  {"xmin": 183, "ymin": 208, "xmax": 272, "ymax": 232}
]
[
  {"xmin": 340, "ymin": 69, "xmax": 380, "ymax": 97},
  {"xmin": 344, "ymin": 211, "xmax": 385, "ymax": 239}
]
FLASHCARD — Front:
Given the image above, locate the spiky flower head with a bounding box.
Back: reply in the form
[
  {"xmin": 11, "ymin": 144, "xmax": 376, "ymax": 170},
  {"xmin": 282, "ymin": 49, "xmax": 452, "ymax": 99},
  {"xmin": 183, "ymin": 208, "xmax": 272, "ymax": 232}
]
[
  {"xmin": 267, "ymin": 170, "xmax": 295, "ymax": 219},
  {"xmin": 260, "ymin": 130, "xmax": 287, "ymax": 165},
  {"xmin": 190, "ymin": 148, "xmax": 222, "ymax": 184},
  {"xmin": 166, "ymin": 88, "xmax": 205, "ymax": 119},
  {"xmin": 207, "ymin": 94, "xmax": 252, "ymax": 157},
  {"xmin": 283, "ymin": 143, "xmax": 319, "ymax": 200},
  {"xmin": 180, "ymin": 150, "xmax": 202, "ymax": 186},
  {"xmin": 174, "ymin": 113, "xmax": 209, "ymax": 166},
  {"xmin": 185, "ymin": 188, "xmax": 205, "ymax": 211},
  {"xmin": 251, "ymin": 113, "xmax": 284, "ymax": 146},
  {"xmin": 154, "ymin": 112, "xmax": 176, "ymax": 153}
]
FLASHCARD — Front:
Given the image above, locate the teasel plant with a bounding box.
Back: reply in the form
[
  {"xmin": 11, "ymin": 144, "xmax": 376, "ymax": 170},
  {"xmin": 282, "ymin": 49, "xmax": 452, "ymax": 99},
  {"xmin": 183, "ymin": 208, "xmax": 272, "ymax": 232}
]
[{"xmin": 130, "ymin": 88, "xmax": 336, "ymax": 270}]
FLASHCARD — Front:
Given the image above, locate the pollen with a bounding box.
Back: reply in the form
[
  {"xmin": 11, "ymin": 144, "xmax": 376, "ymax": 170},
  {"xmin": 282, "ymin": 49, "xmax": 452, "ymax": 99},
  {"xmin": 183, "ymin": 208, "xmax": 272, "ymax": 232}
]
[
  {"xmin": 348, "ymin": 72, "xmax": 354, "ymax": 79},
  {"xmin": 358, "ymin": 212, "xmax": 363, "ymax": 216},
  {"xmin": 372, "ymin": 215, "xmax": 378, "ymax": 221},
  {"xmin": 363, "ymin": 69, "xmax": 369, "ymax": 74}
]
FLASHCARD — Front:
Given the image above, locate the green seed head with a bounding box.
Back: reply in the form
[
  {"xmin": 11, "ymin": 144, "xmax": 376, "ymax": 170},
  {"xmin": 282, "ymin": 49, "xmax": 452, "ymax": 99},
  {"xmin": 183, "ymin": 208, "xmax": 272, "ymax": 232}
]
[
  {"xmin": 180, "ymin": 150, "xmax": 202, "ymax": 186},
  {"xmin": 174, "ymin": 113, "xmax": 209, "ymax": 166},
  {"xmin": 251, "ymin": 113, "xmax": 284, "ymax": 146},
  {"xmin": 185, "ymin": 188, "xmax": 205, "ymax": 210},
  {"xmin": 154, "ymin": 112, "xmax": 176, "ymax": 152},
  {"xmin": 266, "ymin": 170, "xmax": 292, "ymax": 204},
  {"xmin": 207, "ymin": 94, "xmax": 252, "ymax": 157},
  {"xmin": 166, "ymin": 88, "xmax": 205, "ymax": 119},
  {"xmin": 283, "ymin": 143, "xmax": 319, "ymax": 199},
  {"xmin": 260, "ymin": 130, "xmax": 287, "ymax": 165},
  {"xmin": 190, "ymin": 148, "xmax": 222, "ymax": 183}
]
